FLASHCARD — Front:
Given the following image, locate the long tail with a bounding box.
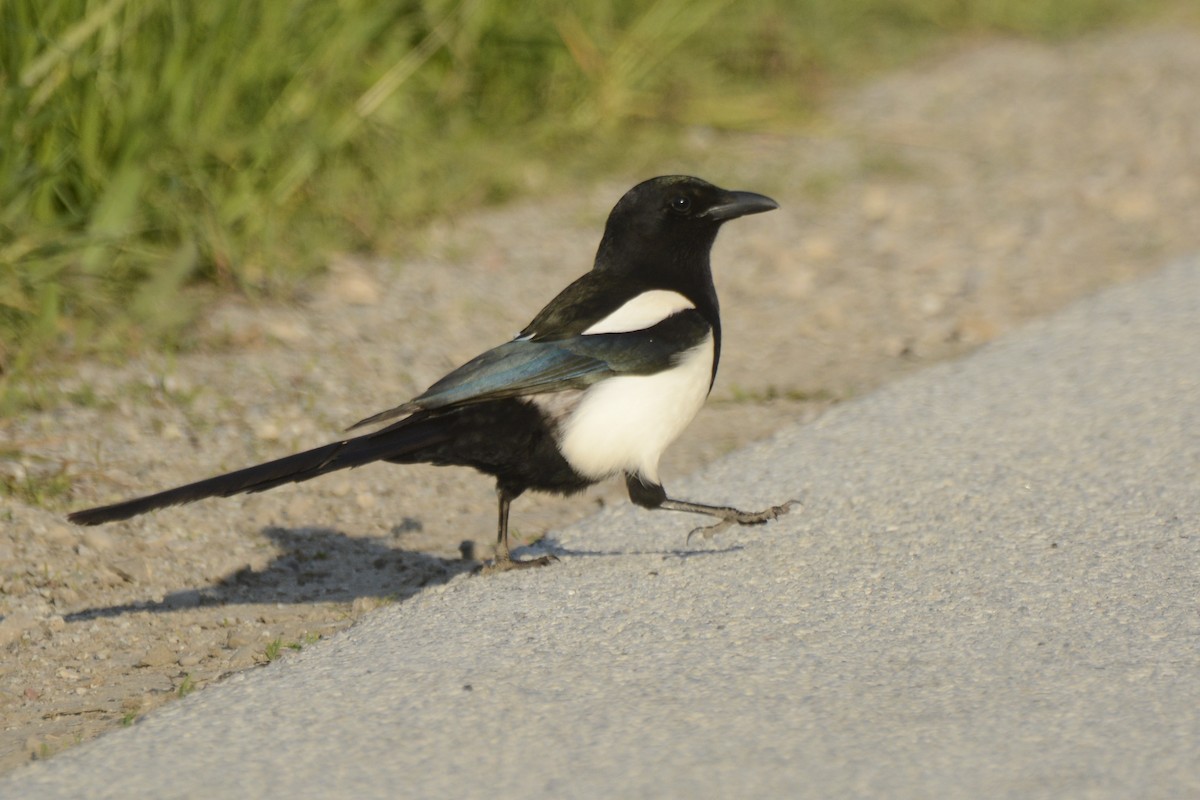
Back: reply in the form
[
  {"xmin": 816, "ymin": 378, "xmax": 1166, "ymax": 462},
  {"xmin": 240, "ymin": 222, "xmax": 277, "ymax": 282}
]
[{"xmin": 68, "ymin": 417, "xmax": 451, "ymax": 526}]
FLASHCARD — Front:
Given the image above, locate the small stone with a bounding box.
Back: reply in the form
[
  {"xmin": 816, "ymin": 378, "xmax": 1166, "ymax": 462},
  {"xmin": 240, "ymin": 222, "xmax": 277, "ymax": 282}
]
[
  {"xmin": 81, "ymin": 529, "xmax": 116, "ymax": 553},
  {"xmin": 0, "ymin": 613, "xmax": 37, "ymax": 647},
  {"xmin": 110, "ymin": 557, "xmax": 154, "ymax": 584},
  {"xmin": 255, "ymin": 421, "xmax": 280, "ymax": 441},
  {"xmin": 861, "ymin": 185, "xmax": 891, "ymax": 221},
  {"xmin": 137, "ymin": 644, "xmax": 177, "ymax": 668},
  {"xmin": 53, "ymin": 587, "xmax": 81, "ymax": 607},
  {"xmin": 784, "ymin": 267, "xmax": 816, "ymax": 300},
  {"xmin": 287, "ymin": 496, "xmax": 315, "ymax": 521},
  {"xmin": 229, "ymin": 646, "xmax": 259, "ymax": 667},
  {"xmin": 1109, "ymin": 189, "xmax": 1158, "ymax": 222},
  {"xmin": 355, "ymin": 492, "xmax": 376, "ymax": 509},
  {"xmin": 918, "ymin": 293, "xmax": 945, "ymax": 317},
  {"xmin": 178, "ymin": 653, "xmax": 201, "ymax": 668},
  {"xmin": 161, "ymin": 374, "xmax": 192, "ymax": 396},
  {"xmin": 264, "ymin": 319, "xmax": 309, "ymax": 344},
  {"xmin": 325, "ymin": 260, "xmax": 382, "ymax": 306},
  {"xmin": 880, "ymin": 335, "xmax": 911, "ymax": 358},
  {"xmin": 351, "ymin": 597, "xmax": 381, "ymax": 614},
  {"xmin": 954, "ymin": 313, "xmax": 1000, "ymax": 345},
  {"xmin": 226, "ymin": 630, "xmax": 254, "ymax": 649},
  {"xmin": 43, "ymin": 525, "xmax": 77, "ymax": 548},
  {"xmin": 799, "ymin": 235, "xmax": 837, "ymax": 262}
]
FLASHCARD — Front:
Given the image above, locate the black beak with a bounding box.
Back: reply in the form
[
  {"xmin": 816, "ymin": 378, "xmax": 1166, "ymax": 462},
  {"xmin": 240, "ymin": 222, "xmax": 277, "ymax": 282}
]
[{"xmin": 701, "ymin": 190, "xmax": 779, "ymax": 222}]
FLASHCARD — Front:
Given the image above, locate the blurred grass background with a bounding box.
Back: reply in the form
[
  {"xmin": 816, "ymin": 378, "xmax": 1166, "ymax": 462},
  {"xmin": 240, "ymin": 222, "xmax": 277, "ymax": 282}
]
[{"xmin": 0, "ymin": 0, "xmax": 1183, "ymax": 411}]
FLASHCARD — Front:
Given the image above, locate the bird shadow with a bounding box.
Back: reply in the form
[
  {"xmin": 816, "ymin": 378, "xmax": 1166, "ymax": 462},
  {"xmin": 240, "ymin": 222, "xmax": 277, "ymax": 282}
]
[
  {"xmin": 63, "ymin": 525, "xmax": 475, "ymax": 623},
  {"xmin": 61, "ymin": 526, "xmax": 741, "ymax": 623}
]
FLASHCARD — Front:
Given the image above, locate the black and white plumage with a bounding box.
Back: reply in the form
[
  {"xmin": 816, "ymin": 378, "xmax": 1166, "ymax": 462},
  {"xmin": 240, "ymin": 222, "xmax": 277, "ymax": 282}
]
[{"xmin": 69, "ymin": 176, "xmax": 792, "ymax": 569}]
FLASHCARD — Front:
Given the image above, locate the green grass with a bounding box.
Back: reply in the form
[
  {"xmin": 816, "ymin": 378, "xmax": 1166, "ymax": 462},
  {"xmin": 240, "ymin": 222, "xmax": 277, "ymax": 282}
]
[
  {"xmin": 0, "ymin": 445, "xmax": 75, "ymax": 505},
  {"xmin": 261, "ymin": 633, "xmax": 317, "ymax": 663},
  {"xmin": 0, "ymin": 0, "xmax": 1183, "ymax": 410}
]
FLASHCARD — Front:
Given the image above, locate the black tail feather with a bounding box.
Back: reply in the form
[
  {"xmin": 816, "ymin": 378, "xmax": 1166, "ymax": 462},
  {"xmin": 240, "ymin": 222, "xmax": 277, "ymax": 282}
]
[{"xmin": 68, "ymin": 419, "xmax": 450, "ymax": 526}]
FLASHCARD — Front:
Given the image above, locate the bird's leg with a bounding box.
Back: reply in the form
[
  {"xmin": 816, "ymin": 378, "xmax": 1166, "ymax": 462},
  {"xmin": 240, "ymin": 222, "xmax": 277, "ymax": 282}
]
[
  {"xmin": 664, "ymin": 498, "xmax": 798, "ymax": 543},
  {"xmin": 481, "ymin": 486, "xmax": 556, "ymax": 573},
  {"xmin": 625, "ymin": 473, "xmax": 797, "ymax": 544}
]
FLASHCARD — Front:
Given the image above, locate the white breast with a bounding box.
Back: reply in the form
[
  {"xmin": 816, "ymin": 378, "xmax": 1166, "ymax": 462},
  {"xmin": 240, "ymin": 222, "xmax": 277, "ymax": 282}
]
[{"xmin": 556, "ymin": 333, "xmax": 714, "ymax": 484}]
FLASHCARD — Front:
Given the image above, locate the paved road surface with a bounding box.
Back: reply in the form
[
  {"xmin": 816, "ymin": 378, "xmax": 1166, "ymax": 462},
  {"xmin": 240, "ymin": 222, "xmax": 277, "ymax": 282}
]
[{"xmin": 3, "ymin": 258, "xmax": 1197, "ymax": 799}]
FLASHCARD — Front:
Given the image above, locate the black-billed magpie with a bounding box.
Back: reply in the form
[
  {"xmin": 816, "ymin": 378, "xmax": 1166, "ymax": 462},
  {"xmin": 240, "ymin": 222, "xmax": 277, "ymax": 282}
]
[{"xmin": 69, "ymin": 176, "xmax": 793, "ymax": 569}]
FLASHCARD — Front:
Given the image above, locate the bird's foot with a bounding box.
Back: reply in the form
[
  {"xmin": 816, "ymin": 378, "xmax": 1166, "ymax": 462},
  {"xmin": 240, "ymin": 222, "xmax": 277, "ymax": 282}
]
[
  {"xmin": 479, "ymin": 553, "xmax": 559, "ymax": 574},
  {"xmin": 686, "ymin": 499, "xmax": 799, "ymax": 544}
]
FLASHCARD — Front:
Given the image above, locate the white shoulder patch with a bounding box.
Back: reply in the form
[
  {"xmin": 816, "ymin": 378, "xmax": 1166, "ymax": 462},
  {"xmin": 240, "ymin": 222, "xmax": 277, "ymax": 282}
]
[{"xmin": 583, "ymin": 290, "xmax": 695, "ymax": 335}]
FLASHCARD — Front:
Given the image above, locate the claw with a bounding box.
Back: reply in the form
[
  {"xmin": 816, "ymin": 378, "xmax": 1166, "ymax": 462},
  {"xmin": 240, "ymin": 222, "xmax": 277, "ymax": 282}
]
[
  {"xmin": 480, "ymin": 553, "xmax": 559, "ymax": 574},
  {"xmin": 685, "ymin": 499, "xmax": 800, "ymax": 545},
  {"xmin": 686, "ymin": 518, "xmax": 735, "ymax": 544}
]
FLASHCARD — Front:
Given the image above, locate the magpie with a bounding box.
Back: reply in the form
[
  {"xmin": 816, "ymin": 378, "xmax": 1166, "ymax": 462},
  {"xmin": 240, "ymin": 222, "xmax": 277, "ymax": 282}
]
[{"xmin": 69, "ymin": 176, "xmax": 793, "ymax": 569}]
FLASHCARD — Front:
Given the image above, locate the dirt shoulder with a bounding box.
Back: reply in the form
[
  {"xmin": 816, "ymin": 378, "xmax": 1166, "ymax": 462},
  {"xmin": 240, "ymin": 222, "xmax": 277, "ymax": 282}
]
[{"xmin": 2, "ymin": 27, "xmax": 1199, "ymax": 772}]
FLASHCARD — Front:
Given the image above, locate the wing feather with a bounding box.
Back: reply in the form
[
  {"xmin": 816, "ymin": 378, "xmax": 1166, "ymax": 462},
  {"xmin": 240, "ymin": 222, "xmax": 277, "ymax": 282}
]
[{"xmin": 348, "ymin": 310, "xmax": 710, "ymax": 430}]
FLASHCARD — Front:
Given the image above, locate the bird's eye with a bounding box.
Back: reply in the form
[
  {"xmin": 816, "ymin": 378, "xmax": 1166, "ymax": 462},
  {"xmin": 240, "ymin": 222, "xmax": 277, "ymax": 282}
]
[{"xmin": 670, "ymin": 195, "xmax": 691, "ymax": 214}]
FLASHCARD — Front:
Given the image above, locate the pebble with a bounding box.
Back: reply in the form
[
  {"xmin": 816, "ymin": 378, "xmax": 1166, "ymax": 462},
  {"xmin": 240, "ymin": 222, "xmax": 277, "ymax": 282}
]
[
  {"xmin": 229, "ymin": 645, "xmax": 261, "ymax": 667},
  {"xmin": 137, "ymin": 645, "xmax": 178, "ymax": 668},
  {"xmin": 161, "ymin": 374, "xmax": 193, "ymax": 397},
  {"xmin": 918, "ymin": 293, "xmax": 945, "ymax": 317},
  {"xmin": 324, "ymin": 259, "xmax": 382, "ymax": 306},
  {"xmin": 110, "ymin": 557, "xmax": 154, "ymax": 584},
  {"xmin": 799, "ymin": 234, "xmax": 837, "ymax": 262},
  {"xmin": 0, "ymin": 614, "xmax": 37, "ymax": 647},
  {"xmin": 351, "ymin": 597, "xmax": 382, "ymax": 614},
  {"xmin": 287, "ymin": 496, "xmax": 315, "ymax": 520},
  {"xmin": 264, "ymin": 319, "xmax": 310, "ymax": 344},
  {"xmin": 226, "ymin": 630, "xmax": 255, "ymax": 649},
  {"xmin": 255, "ymin": 421, "xmax": 281, "ymax": 441},
  {"xmin": 860, "ymin": 185, "xmax": 892, "ymax": 221},
  {"xmin": 43, "ymin": 525, "xmax": 77, "ymax": 548},
  {"xmin": 54, "ymin": 587, "xmax": 81, "ymax": 606},
  {"xmin": 81, "ymin": 529, "xmax": 116, "ymax": 553}
]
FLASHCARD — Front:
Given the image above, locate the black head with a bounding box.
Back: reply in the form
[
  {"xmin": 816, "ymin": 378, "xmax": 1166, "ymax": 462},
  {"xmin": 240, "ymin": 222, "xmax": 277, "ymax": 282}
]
[{"xmin": 594, "ymin": 176, "xmax": 778, "ymax": 278}]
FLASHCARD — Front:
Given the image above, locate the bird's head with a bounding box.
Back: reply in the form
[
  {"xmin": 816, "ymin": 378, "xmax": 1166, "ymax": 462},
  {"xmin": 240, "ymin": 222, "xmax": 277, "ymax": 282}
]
[{"xmin": 595, "ymin": 176, "xmax": 778, "ymax": 277}]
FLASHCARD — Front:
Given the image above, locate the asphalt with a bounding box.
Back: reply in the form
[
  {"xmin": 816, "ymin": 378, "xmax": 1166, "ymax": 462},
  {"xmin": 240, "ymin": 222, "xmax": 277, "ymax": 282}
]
[{"xmin": 3, "ymin": 258, "xmax": 1198, "ymax": 799}]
